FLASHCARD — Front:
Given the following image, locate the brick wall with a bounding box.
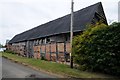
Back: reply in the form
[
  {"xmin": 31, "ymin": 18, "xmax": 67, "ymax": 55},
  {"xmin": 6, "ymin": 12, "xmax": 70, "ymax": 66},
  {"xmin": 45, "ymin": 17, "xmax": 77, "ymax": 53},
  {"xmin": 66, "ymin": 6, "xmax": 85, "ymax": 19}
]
[
  {"xmin": 33, "ymin": 46, "xmax": 40, "ymax": 59},
  {"xmin": 7, "ymin": 42, "xmax": 70, "ymax": 62},
  {"xmin": 33, "ymin": 42, "xmax": 70, "ymax": 62}
]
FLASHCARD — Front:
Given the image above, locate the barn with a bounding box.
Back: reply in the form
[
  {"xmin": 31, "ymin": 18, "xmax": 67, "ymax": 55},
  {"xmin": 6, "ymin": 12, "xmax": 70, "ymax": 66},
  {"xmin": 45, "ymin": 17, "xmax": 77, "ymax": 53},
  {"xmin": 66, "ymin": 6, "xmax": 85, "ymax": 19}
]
[{"xmin": 7, "ymin": 2, "xmax": 107, "ymax": 62}]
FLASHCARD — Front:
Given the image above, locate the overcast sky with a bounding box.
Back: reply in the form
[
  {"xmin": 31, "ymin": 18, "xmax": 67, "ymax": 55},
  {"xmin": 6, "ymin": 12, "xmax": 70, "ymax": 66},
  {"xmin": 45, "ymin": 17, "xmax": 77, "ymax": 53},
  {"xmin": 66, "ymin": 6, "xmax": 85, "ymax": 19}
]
[{"xmin": 0, "ymin": 0, "xmax": 119, "ymax": 45}]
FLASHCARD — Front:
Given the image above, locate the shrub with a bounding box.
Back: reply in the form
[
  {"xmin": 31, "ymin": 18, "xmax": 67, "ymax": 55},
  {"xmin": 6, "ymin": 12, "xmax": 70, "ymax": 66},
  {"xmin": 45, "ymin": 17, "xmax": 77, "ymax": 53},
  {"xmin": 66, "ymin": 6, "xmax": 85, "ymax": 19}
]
[
  {"xmin": 5, "ymin": 50, "xmax": 16, "ymax": 54},
  {"xmin": 72, "ymin": 22, "xmax": 120, "ymax": 76}
]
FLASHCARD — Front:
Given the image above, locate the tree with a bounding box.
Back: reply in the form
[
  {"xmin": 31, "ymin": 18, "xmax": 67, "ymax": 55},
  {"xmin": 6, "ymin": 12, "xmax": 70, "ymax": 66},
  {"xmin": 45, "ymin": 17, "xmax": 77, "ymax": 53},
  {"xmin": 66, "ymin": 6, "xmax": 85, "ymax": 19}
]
[
  {"xmin": 72, "ymin": 22, "xmax": 120, "ymax": 76},
  {"xmin": 0, "ymin": 43, "xmax": 3, "ymax": 48}
]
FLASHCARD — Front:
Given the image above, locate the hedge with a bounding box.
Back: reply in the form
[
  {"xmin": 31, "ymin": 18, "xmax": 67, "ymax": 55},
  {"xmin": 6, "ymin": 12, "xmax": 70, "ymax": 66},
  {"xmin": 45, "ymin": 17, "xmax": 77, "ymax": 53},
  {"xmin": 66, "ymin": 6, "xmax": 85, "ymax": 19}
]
[{"xmin": 72, "ymin": 22, "xmax": 120, "ymax": 76}]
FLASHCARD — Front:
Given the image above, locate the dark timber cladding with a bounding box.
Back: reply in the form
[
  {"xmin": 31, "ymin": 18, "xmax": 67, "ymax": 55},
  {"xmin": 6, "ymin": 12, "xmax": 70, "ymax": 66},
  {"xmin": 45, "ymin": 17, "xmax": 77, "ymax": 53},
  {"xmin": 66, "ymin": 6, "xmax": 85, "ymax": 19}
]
[{"xmin": 7, "ymin": 2, "xmax": 107, "ymax": 62}]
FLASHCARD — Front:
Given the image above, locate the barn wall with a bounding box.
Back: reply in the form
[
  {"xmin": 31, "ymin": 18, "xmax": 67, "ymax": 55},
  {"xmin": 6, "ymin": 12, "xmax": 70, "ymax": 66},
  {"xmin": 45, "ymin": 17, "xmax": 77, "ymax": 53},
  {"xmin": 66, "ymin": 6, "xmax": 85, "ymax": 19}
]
[
  {"xmin": 33, "ymin": 42, "xmax": 70, "ymax": 62},
  {"xmin": 7, "ymin": 34, "xmax": 71, "ymax": 62},
  {"xmin": 8, "ymin": 42, "xmax": 26, "ymax": 56}
]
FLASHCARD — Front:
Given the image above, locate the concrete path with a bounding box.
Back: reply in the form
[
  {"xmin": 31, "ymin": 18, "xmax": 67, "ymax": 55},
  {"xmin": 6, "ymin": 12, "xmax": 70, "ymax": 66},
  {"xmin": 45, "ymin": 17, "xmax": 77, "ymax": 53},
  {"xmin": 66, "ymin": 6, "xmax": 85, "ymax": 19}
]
[{"xmin": 2, "ymin": 57, "xmax": 58, "ymax": 78}]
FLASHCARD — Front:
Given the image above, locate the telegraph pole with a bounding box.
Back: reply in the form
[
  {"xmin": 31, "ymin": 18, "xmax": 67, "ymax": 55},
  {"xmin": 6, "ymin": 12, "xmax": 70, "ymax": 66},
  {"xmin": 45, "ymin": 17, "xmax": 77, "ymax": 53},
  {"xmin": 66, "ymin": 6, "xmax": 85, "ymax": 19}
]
[{"xmin": 70, "ymin": 0, "xmax": 74, "ymax": 68}]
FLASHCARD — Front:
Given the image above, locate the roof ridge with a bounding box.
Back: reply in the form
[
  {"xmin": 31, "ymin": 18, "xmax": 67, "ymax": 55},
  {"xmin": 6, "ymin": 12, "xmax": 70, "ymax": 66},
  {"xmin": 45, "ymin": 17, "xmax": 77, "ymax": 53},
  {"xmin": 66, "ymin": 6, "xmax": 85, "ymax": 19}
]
[
  {"xmin": 17, "ymin": 2, "xmax": 102, "ymax": 35},
  {"xmin": 9, "ymin": 2, "xmax": 106, "ymax": 43}
]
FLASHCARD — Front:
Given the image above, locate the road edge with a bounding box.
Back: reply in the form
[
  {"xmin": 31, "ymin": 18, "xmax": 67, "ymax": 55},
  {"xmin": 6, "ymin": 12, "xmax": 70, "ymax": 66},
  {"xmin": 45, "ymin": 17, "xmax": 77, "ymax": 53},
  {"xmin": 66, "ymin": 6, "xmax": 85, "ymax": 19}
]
[{"xmin": 2, "ymin": 56, "xmax": 69, "ymax": 78}]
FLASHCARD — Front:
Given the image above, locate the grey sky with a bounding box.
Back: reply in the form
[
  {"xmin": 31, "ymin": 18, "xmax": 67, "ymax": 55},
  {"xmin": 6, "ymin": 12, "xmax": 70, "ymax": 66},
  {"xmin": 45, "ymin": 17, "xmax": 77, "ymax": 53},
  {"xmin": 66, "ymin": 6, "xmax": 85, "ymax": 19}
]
[{"xmin": 0, "ymin": 0, "xmax": 119, "ymax": 45}]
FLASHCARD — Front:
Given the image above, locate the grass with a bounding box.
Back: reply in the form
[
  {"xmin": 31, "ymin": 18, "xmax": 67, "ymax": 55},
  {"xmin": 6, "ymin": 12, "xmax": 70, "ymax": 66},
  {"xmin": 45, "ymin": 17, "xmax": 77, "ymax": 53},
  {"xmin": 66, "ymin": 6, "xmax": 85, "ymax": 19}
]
[
  {"xmin": 0, "ymin": 52, "xmax": 2, "ymax": 57},
  {"xmin": 1, "ymin": 52, "xmax": 117, "ymax": 78}
]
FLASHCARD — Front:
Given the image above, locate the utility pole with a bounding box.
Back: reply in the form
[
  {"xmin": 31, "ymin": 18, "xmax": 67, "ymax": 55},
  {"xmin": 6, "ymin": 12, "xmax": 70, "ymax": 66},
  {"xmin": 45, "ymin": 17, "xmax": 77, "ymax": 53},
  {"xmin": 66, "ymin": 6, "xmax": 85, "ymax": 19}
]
[{"xmin": 70, "ymin": 0, "xmax": 74, "ymax": 68}]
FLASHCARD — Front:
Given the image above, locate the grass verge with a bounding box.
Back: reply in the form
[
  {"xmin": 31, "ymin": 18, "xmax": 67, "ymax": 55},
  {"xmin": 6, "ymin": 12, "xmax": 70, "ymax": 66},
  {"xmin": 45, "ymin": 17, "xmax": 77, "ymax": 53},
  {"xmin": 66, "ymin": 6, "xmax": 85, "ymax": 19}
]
[
  {"xmin": 0, "ymin": 52, "xmax": 2, "ymax": 57},
  {"xmin": 1, "ymin": 52, "xmax": 117, "ymax": 78}
]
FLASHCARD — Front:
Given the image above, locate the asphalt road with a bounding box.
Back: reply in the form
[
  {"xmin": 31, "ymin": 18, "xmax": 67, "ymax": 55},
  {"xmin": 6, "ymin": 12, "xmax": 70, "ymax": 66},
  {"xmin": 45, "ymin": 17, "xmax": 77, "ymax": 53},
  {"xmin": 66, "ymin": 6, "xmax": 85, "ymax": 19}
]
[
  {"xmin": 0, "ymin": 57, "xmax": 2, "ymax": 80},
  {"xmin": 2, "ymin": 57, "xmax": 58, "ymax": 78}
]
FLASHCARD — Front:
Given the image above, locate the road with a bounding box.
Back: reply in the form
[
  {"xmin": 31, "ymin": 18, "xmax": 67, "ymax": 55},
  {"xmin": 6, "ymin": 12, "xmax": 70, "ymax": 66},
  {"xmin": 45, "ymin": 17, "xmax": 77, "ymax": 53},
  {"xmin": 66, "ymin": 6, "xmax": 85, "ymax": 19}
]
[
  {"xmin": 0, "ymin": 56, "xmax": 2, "ymax": 79},
  {"xmin": 2, "ymin": 57, "xmax": 58, "ymax": 78}
]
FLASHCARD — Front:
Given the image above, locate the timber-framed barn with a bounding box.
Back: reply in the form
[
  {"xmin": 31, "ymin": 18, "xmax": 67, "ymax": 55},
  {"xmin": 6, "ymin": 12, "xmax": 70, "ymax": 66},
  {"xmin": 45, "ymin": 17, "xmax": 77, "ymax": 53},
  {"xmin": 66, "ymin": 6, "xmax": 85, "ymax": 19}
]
[{"xmin": 7, "ymin": 2, "xmax": 107, "ymax": 62}]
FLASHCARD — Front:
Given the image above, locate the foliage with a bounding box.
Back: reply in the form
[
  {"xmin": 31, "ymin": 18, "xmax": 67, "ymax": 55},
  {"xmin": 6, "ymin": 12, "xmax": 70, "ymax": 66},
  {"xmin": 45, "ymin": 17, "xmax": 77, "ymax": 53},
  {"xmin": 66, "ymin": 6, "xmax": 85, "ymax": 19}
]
[
  {"xmin": 72, "ymin": 22, "xmax": 120, "ymax": 76},
  {"xmin": 4, "ymin": 50, "xmax": 16, "ymax": 54},
  {"xmin": 0, "ymin": 44, "xmax": 3, "ymax": 48}
]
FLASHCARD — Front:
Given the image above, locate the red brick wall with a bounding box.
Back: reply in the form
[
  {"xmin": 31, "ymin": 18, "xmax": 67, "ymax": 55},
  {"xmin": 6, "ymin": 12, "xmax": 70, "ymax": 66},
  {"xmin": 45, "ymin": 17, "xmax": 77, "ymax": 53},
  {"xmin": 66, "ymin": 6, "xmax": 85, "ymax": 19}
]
[
  {"xmin": 8, "ymin": 42, "xmax": 71, "ymax": 62},
  {"xmin": 45, "ymin": 53, "xmax": 50, "ymax": 61},
  {"xmin": 58, "ymin": 53, "xmax": 65, "ymax": 62},
  {"xmin": 51, "ymin": 53, "xmax": 56, "ymax": 61},
  {"xmin": 51, "ymin": 43, "xmax": 56, "ymax": 52},
  {"xmin": 66, "ymin": 43, "xmax": 71, "ymax": 53},
  {"xmin": 46, "ymin": 44, "xmax": 50, "ymax": 53},
  {"xmin": 58, "ymin": 43, "xmax": 64, "ymax": 52},
  {"xmin": 33, "ymin": 42, "xmax": 70, "ymax": 62},
  {"xmin": 41, "ymin": 45, "xmax": 45, "ymax": 52},
  {"xmin": 33, "ymin": 46, "xmax": 40, "ymax": 59}
]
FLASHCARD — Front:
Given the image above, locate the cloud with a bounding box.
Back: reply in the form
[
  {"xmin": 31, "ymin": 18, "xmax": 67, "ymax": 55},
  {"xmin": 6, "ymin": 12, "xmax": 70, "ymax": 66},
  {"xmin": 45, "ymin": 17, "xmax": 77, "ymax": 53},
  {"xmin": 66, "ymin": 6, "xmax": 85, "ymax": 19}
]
[{"xmin": 0, "ymin": 0, "xmax": 119, "ymax": 45}]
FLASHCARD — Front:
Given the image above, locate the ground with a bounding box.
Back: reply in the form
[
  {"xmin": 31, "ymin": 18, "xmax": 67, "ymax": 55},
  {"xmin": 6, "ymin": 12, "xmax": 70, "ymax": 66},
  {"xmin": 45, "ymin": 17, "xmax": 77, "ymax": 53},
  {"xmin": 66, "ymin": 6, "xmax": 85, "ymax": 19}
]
[{"xmin": 1, "ymin": 52, "xmax": 118, "ymax": 78}]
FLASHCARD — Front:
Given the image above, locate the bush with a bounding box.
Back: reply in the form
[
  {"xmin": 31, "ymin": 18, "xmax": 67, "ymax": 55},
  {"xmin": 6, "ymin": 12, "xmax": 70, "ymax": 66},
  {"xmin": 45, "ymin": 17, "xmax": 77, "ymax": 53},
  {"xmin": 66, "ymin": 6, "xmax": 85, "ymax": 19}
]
[
  {"xmin": 72, "ymin": 22, "xmax": 120, "ymax": 76},
  {"xmin": 5, "ymin": 50, "xmax": 16, "ymax": 54}
]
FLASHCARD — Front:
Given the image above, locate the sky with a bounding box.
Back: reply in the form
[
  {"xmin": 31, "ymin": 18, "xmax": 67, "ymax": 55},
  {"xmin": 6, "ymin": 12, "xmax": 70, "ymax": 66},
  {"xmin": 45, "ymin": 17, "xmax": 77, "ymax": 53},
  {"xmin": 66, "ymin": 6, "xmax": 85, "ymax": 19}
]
[{"xmin": 0, "ymin": 0, "xmax": 119, "ymax": 45}]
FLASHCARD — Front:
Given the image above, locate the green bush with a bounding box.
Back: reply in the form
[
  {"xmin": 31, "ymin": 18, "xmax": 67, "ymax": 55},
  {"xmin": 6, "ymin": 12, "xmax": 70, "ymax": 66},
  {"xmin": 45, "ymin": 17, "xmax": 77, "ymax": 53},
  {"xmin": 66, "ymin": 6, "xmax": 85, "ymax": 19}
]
[
  {"xmin": 4, "ymin": 50, "xmax": 16, "ymax": 54},
  {"xmin": 73, "ymin": 22, "xmax": 120, "ymax": 76}
]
